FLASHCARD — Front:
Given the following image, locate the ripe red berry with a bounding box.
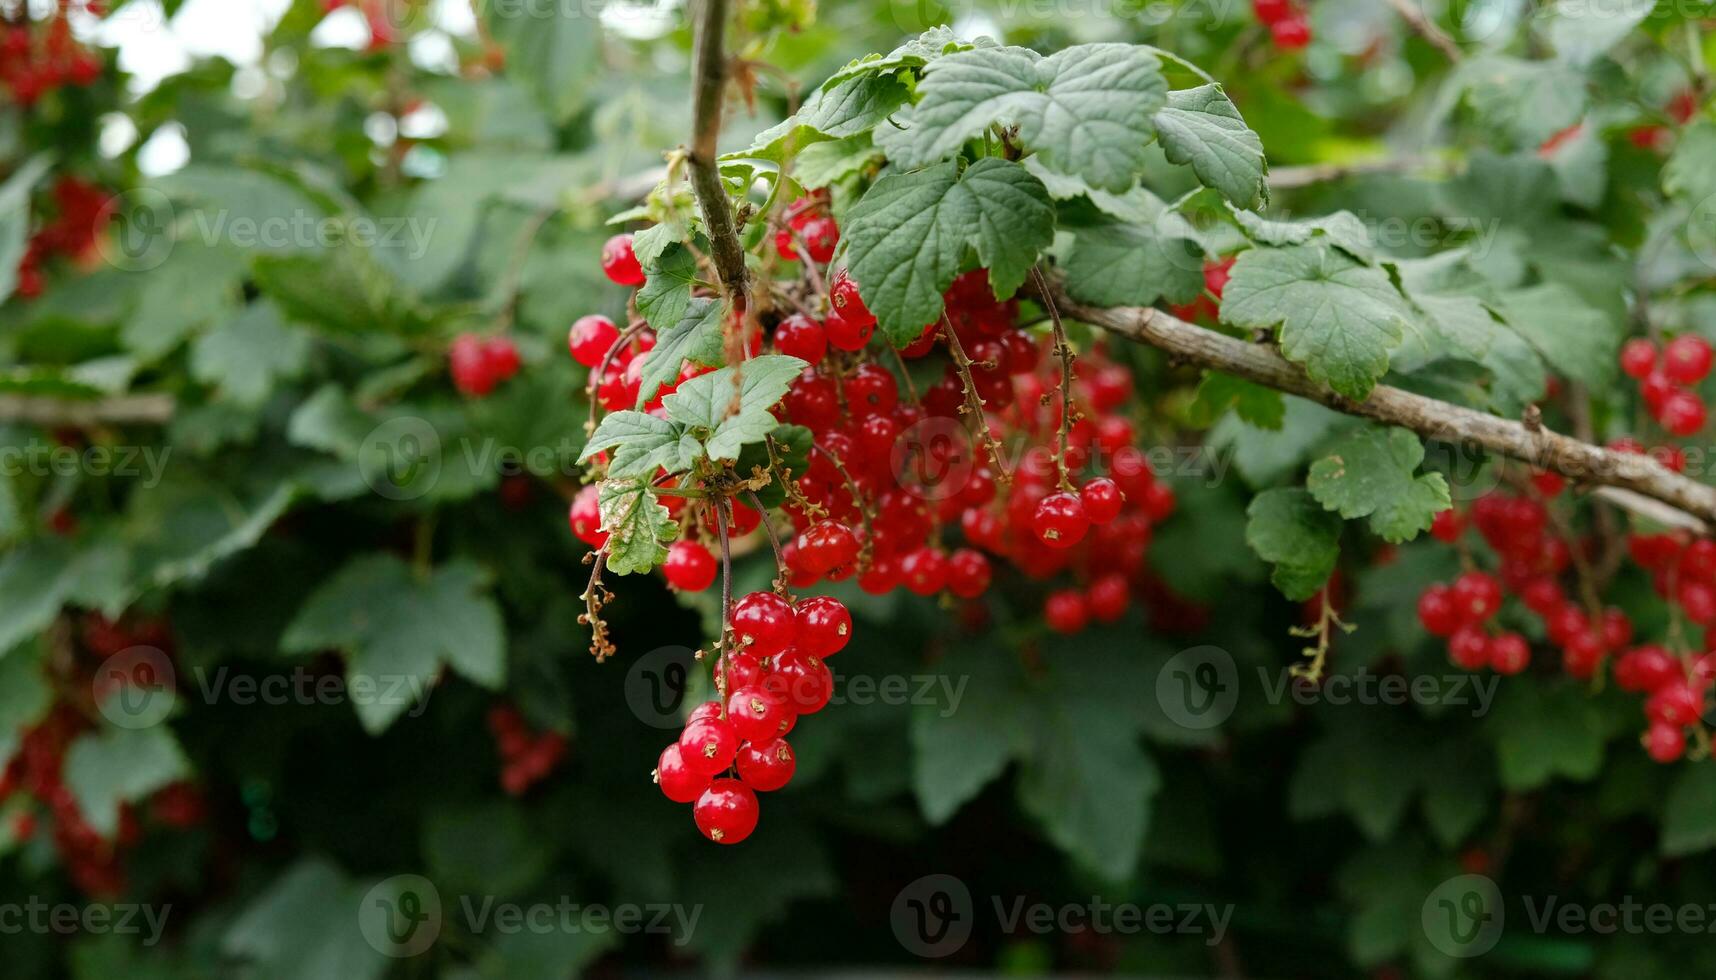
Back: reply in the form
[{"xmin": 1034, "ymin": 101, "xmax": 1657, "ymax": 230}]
[
  {"xmin": 568, "ymin": 486, "xmax": 606, "ymax": 547},
  {"xmin": 1417, "ymin": 585, "xmax": 1461, "ymax": 637},
  {"xmin": 774, "ymin": 648, "xmax": 833, "ymax": 714},
  {"xmin": 483, "ymin": 337, "xmax": 521, "ymax": 382},
  {"xmin": 1429, "ymin": 509, "xmax": 1463, "ymax": 543},
  {"xmin": 601, "ymin": 233, "xmax": 645, "ymax": 287},
  {"xmin": 946, "ymin": 548, "xmax": 993, "ymax": 599},
  {"xmin": 1488, "ymin": 633, "xmax": 1530, "ymax": 675},
  {"xmin": 795, "ymin": 521, "xmax": 860, "ymax": 575},
  {"xmin": 1659, "ymin": 391, "xmax": 1707, "ymax": 436},
  {"xmin": 799, "ymin": 216, "xmax": 840, "ymax": 263},
  {"xmin": 1645, "ymin": 722, "xmax": 1687, "ymax": 763},
  {"xmin": 656, "ymin": 743, "xmax": 713, "ymax": 803},
  {"xmin": 1203, "ymin": 257, "xmax": 1236, "ymax": 299},
  {"xmin": 663, "ymin": 540, "xmax": 717, "ymax": 592},
  {"xmin": 449, "ymin": 333, "xmax": 497, "ymax": 396},
  {"xmin": 1646, "ymin": 682, "xmax": 1704, "ymax": 728},
  {"xmin": 774, "ymin": 314, "xmax": 828, "ymax": 364},
  {"xmin": 725, "ymin": 686, "xmax": 792, "ymax": 743},
  {"xmin": 736, "ymin": 738, "xmax": 796, "ymax": 792},
  {"xmin": 900, "ymin": 546, "xmax": 949, "ymax": 596},
  {"xmin": 1448, "ymin": 627, "xmax": 1490, "ymax": 671},
  {"xmin": 1032, "ymin": 492, "xmax": 1091, "ymax": 549},
  {"xmin": 829, "ymin": 268, "xmax": 876, "ymax": 329},
  {"xmin": 694, "ymin": 779, "xmax": 759, "ymax": 845},
  {"xmin": 845, "ymin": 363, "xmax": 899, "ymax": 416},
  {"xmin": 678, "ymin": 716, "xmax": 740, "ymax": 776},
  {"xmin": 1680, "ymin": 579, "xmax": 1716, "ymax": 626},
  {"xmin": 1045, "ymin": 590, "xmax": 1089, "ymax": 634},
  {"xmin": 1087, "ymin": 574, "xmax": 1130, "ymax": 623},
  {"xmin": 1271, "ymin": 17, "xmax": 1311, "ymax": 49},
  {"xmin": 1664, "ymin": 335, "xmax": 1713, "ymax": 385},
  {"xmin": 1620, "ymin": 338, "xmax": 1659, "ymax": 379},
  {"xmin": 1616, "ymin": 646, "xmax": 1680, "ymax": 692},
  {"xmin": 1252, "ymin": 0, "xmax": 1293, "ymax": 23},
  {"xmin": 825, "ymin": 308, "xmax": 876, "ymax": 351},
  {"xmin": 1079, "ymin": 478, "xmax": 1124, "ymax": 525},
  {"xmin": 1451, "ymin": 572, "xmax": 1503, "ymax": 623},
  {"xmin": 569, "ymin": 314, "xmax": 621, "ymax": 367},
  {"xmin": 731, "ymin": 592, "xmax": 797, "ymax": 657},
  {"xmin": 794, "ymin": 596, "xmax": 852, "ymax": 657}
]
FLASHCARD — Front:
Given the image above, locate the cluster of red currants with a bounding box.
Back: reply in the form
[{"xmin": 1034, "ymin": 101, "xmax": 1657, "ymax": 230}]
[
  {"xmin": 1252, "ymin": 0, "xmax": 1312, "ymax": 50},
  {"xmin": 448, "ymin": 333, "xmax": 522, "ymax": 397},
  {"xmin": 485, "ymin": 704, "xmax": 568, "ymax": 796},
  {"xmin": 654, "ymin": 593, "xmax": 849, "ymax": 844},
  {"xmin": 1, "ymin": 4, "xmax": 104, "ymax": 109},
  {"xmin": 1620, "ymin": 334, "xmax": 1711, "ymax": 437},
  {"xmin": 16, "ymin": 176, "xmax": 111, "ymax": 300},
  {"xmin": 773, "ymin": 189, "xmax": 840, "ymax": 264}
]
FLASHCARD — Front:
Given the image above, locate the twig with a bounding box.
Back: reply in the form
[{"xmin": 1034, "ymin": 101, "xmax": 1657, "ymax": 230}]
[
  {"xmin": 1267, "ymin": 156, "xmax": 1431, "ymax": 190},
  {"xmin": 1385, "ymin": 0, "xmax": 1465, "ymax": 62},
  {"xmin": 746, "ymin": 489, "xmax": 790, "ymax": 594},
  {"xmin": 940, "ymin": 314, "xmax": 1013, "ymax": 485},
  {"xmin": 1056, "ymin": 291, "xmax": 1716, "ymax": 527},
  {"xmin": 688, "ymin": 0, "xmax": 750, "ymax": 312},
  {"xmin": 584, "ymin": 320, "xmax": 648, "ymax": 436},
  {"xmin": 1031, "ymin": 265, "xmax": 1076, "ymax": 492},
  {"xmin": 0, "ymin": 394, "xmax": 177, "ymax": 426},
  {"xmin": 715, "ymin": 497, "xmax": 734, "ymax": 711}
]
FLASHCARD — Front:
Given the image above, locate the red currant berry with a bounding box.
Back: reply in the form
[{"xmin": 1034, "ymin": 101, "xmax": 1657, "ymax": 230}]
[
  {"xmin": 1647, "ymin": 682, "xmax": 1705, "ymax": 728},
  {"xmin": 1520, "ymin": 578, "xmax": 1564, "ymax": 616},
  {"xmin": 1032, "ymin": 492, "xmax": 1091, "ymax": 549},
  {"xmin": 1616, "ymin": 646, "xmax": 1680, "ymax": 692},
  {"xmin": 568, "ymin": 486, "xmax": 606, "ymax": 547},
  {"xmin": 946, "ymin": 548, "xmax": 992, "ymax": 599},
  {"xmin": 694, "ymin": 778, "xmax": 759, "ymax": 845},
  {"xmin": 483, "ymin": 336, "xmax": 521, "ymax": 382},
  {"xmin": 449, "ymin": 333, "xmax": 497, "ymax": 396},
  {"xmin": 1252, "ymin": 0, "xmax": 1292, "ymax": 22},
  {"xmin": 731, "ymin": 592, "xmax": 797, "ymax": 657},
  {"xmin": 1664, "ymin": 334, "xmax": 1713, "ymax": 385},
  {"xmin": 1562, "ymin": 631, "xmax": 1606, "ymax": 679},
  {"xmin": 774, "ymin": 648, "xmax": 833, "ymax": 714},
  {"xmin": 825, "ymin": 308, "xmax": 876, "ymax": 351},
  {"xmin": 1620, "ymin": 337, "xmax": 1659, "ymax": 379},
  {"xmin": 900, "ymin": 546, "xmax": 949, "ymax": 596},
  {"xmin": 1417, "ymin": 585, "xmax": 1461, "ymax": 637},
  {"xmin": 1599, "ymin": 608, "xmax": 1634, "ymax": 650},
  {"xmin": 686, "ymin": 699, "xmax": 724, "ymax": 726},
  {"xmin": 1659, "ymin": 391, "xmax": 1707, "ymax": 436},
  {"xmin": 1270, "ymin": 16, "xmax": 1311, "ymax": 49},
  {"xmin": 1087, "ymin": 574, "xmax": 1130, "ymax": 623},
  {"xmin": 725, "ymin": 686, "xmax": 792, "ymax": 744},
  {"xmin": 1141, "ymin": 482, "xmax": 1177, "ymax": 521},
  {"xmin": 794, "ymin": 596, "xmax": 852, "ymax": 657},
  {"xmin": 663, "ymin": 540, "xmax": 717, "ymax": 592},
  {"xmin": 1488, "ymin": 633, "xmax": 1530, "ymax": 675},
  {"xmin": 728, "ymin": 499, "xmax": 763, "ymax": 537},
  {"xmin": 1429, "ymin": 509, "xmax": 1463, "ymax": 543},
  {"xmin": 1045, "ymin": 590, "xmax": 1089, "ymax": 634},
  {"xmin": 774, "ymin": 314, "xmax": 827, "ymax": 364},
  {"xmin": 829, "ymin": 268, "xmax": 876, "ymax": 328},
  {"xmin": 678, "ymin": 716, "xmax": 740, "ymax": 776},
  {"xmin": 1645, "ymin": 722, "xmax": 1687, "ymax": 763},
  {"xmin": 799, "ymin": 216, "xmax": 840, "ymax": 263},
  {"xmin": 1641, "ymin": 371, "xmax": 1677, "ymax": 414},
  {"xmin": 1680, "ymin": 579, "xmax": 1716, "ymax": 626},
  {"xmin": 714, "ymin": 652, "xmax": 766, "ymax": 696},
  {"xmin": 1448, "ymin": 627, "xmax": 1490, "ymax": 670},
  {"xmin": 656, "ymin": 743, "xmax": 713, "ymax": 803},
  {"xmin": 601, "ymin": 233, "xmax": 645, "ymax": 287},
  {"xmin": 1079, "ymin": 478, "xmax": 1125, "ymax": 525},
  {"xmin": 845, "ymin": 363, "xmax": 899, "ymax": 416},
  {"xmin": 569, "ymin": 315, "xmax": 620, "ymax": 368},
  {"xmin": 1451, "ymin": 572, "xmax": 1503, "ymax": 623},
  {"xmin": 794, "ymin": 521, "xmax": 860, "ymax": 575},
  {"xmin": 736, "ymin": 737, "xmax": 796, "ymax": 792}
]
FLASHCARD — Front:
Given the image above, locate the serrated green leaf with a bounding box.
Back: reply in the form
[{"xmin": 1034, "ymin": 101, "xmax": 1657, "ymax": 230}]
[
  {"xmin": 821, "ymin": 27, "xmax": 977, "ymax": 88},
  {"xmin": 190, "ymin": 301, "xmax": 311, "ymax": 406},
  {"xmin": 1062, "ymin": 206, "xmax": 1206, "ymax": 308},
  {"xmin": 1232, "ymin": 207, "xmax": 1374, "ymax": 261},
  {"xmin": 1664, "ymin": 121, "xmax": 1716, "ymax": 203},
  {"xmin": 282, "ymin": 555, "xmax": 505, "ymax": 733},
  {"xmin": 1497, "ymin": 281, "xmax": 1620, "ymax": 388},
  {"xmin": 1307, "ymin": 427, "xmax": 1451, "ymax": 544},
  {"xmin": 844, "ymin": 158, "xmax": 1055, "ymax": 344},
  {"xmin": 1543, "ymin": 0, "xmax": 1654, "ymax": 66},
  {"xmin": 793, "ymin": 133, "xmax": 883, "ymax": 190},
  {"xmin": 64, "ymin": 727, "xmax": 190, "ymax": 838},
  {"xmin": 596, "ymin": 479, "xmax": 676, "ymax": 576},
  {"xmin": 1155, "ymin": 84, "xmax": 1268, "ymax": 210},
  {"xmin": 662, "ymin": 354, "xmax": 807, "ymax": 460},
  {"xmin": 1246, "ymin": 487, "xmax": 1342, "ymax": 601},
  {"xmin": 739, "ymin": 72, "xmax": 912, "ymax": 163},
  {"xmin": 1463, "ymin": 56, "xmax": 1588, "ymax": 148},
  {"xmin": 1189, "ymin": 371, "xmax": 1286, "ymax": 429},
  {"xmin": 1663, "ymin": 762, "xmax": 1716, "ymax": 856},
  {"xmin": 635, "ymin": 244, "xmax": 699, "ymax": 334},
  {"xmin": 1221, "ymin": 245, "xmax": 1411, "ymax": 401},
  {"xmin": 881, "ymin": 43, "xmax": 1168, "ymax": 193},
  {"xmin": 1487, "ymin": 682, "xmax": 1606, "ymax": 790},
  {"xmin": 581, "ymin": 411, "xmax": 685, "ymax": 479},
  {"xmin": 634, "ymin": 297, "xmax": 728, "ymax": 410}
]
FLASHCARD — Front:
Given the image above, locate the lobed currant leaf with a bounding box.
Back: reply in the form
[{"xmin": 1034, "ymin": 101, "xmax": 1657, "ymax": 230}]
[
  {"xmin": 64, "ymin": 727, "xmax": 191, "ymax": 839},
  {"xmin": 662, "ymin": 354, "xmax": 808, "ymax": 461},
  {"xmin": 1154, "ymin": 84, "xmax": 1268, "ymax": 211},
  {"xmin": 635, "ymin": 243, "xmax": 699, "ymax": 334},
  {"xmin": 634, "ymin": 296, "xmax": 728, "ymax": 410},
  {"xmin": 1245, "ymin": 487, "xmax": 1342, "ymax": 601},
  {"xmin": 1497, "ymin": 281, "xmax": 1621, "ymax": 389},
  {"xmin": 596, "ymin": 479, "xmax": 677, "ymax": 576},
  {"xmin": 1061, "ymin": 193, "xmax": 1207, "ymax": 309},
  {"xmin": 1306, "ymin": 426, "xmax": 1451, "ymax": 544},
  {"xmin": 581, "ymin": 410, "xmax": 686, "ymax": 479}
]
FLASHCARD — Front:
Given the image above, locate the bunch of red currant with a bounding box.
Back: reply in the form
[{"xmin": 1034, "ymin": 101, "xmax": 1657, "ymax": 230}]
[
  {"xmin": 1, "ymin": 3, "xmax": 103, "ymax": 109},
  {"xmin": 1620, "ymin": 334, "xmax": 1712, "ymax": 437},
  {"xmin": 448, "ymin": 333, "xmax": 522, "ymax": 398},
  {"xmin": 15, "ymin": 176, "xmax": 112, "ymax": 300},
  {"xmin": 1252, "ymin": 0, "xmax": 1312, "ymax": 50},
  {"xmin": 485, "ymin": 704, "xmax": 568, "ymax": 796}
]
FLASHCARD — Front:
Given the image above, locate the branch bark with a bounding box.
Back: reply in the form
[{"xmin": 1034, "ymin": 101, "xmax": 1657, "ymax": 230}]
[
  {"xmin": 0, "ymin": 394, "xmax": 176, "ymax": 426},
  {"xmin": 688, "ymin": 0, "xmax": 750, "ymax": 312},
  {"xmin": 1385, "ymin": 0, "xmax": 1465, "ymax": 62},
  {"xmin": 1056, "ymin": 292, "xmax": 1716, "ymax": 529}
]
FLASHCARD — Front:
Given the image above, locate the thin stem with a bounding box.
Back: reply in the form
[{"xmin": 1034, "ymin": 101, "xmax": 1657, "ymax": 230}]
[
  {"xmin": 714, "ymin": 498, "xmax": 734, "ymax": 712},
  {"xmin": 747, "ymin": 490, "xmax": 790, "ymax": 594},
  {"xmin": 810, "ymin": 442, "xmax": 876, "ymax": 571},
  {"xmin": 584, "ymin": 320, "xmax": 648, "ymax": 435},
  {"xmin": 941, "ymin": 314, "xmax": 1013, "ymax": 485},
  {"xmin": 1031, "ymin": 266, "xmax": 1077, "ymax": 492},
  {"xmin": 688, "ymin": 0, "xmax": 750, "ymax": 312},
  {"xmin": 1385, "ymin": 0, "xmax": 1465, "ymax": 62}
]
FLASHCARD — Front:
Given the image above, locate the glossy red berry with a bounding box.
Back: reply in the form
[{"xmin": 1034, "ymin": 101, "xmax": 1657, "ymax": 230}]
[
  {"xmin": 900, "ymin": 547, "xmax": 949, "ymax": 596},
  {"xmin": 829, "ymin": 268, "xmax": 876, "ymax": 329},
  {"xmin": 725, "ymin": 686, "xmax": 792, "ymax": 744},
  {"xmin": 799, "ymin": 216, "xmax": 840, "ymax": 263},
  {"xmin": 694, "ymin": 779, "xmax": 759, "ymax": 845},
  {"xmin": 845, "ymin": 363, "xmax": 899, "ymax": 416},
  {"xmin": 601, "ymin": 233, "xmax": 645, "ymax": 286},
  {"xmin": 569, "ymin": 315, "xmax": 621, "ymax": 367},
  {"xmin": 774, "ymin": 314, "xmax": 828, "ymax": 364},
  {"xmin": 1488, "ymin": 633, "xmax": 1530, "ymax": 675},
  {"xmin": 1659, "ymin": 391, "xmax": 1707, "ymax": 436},
  {"xmin": 1079, "ymin": 478, "xmax": 1124, "ymax": 525},
  {"xmin": 656, "ymin": 743, "xmax": 713, "ymax": 803},
  {"xmin": 1271, "ymin": 17, "xmax": 1311, "ymax": 49},
  {"xmin": 1645, "ymin": 722, "xmax": 1687, "ymax": 763},
  {"xmin": 1448, "ymin": 627, "xmax": 1490, "ymax": 671},
  {"xmin": 1032, "ymin": 492, "xmax": 1091, "ymax": 549},
  {"xmin": 678, "ymin": 716, "xmax": 740, "ymax": 776},
  {"xmin": 946, "ymin": 548, "xmax": 993, "ymax": 599},
  {"xmin": 449, "ymin": 333, "xmax": 497, "ymax": 396},
  {"xmin": 1664, "ymin": 335, "xmax": 1713, "ymax": 385},
  {"xmin": 825, "ymin": 308, "xmax": 876, "ymax": 352},
  {"xmin": 1646, "ymin": 682, "xmax": 1704, "ymax": 728},
  {"xmin": 774, "ymin": 648, "xmax": 833, "ymax": 714},
  {"xmin": 794, "ymin": 596, "xmax": 852, "ymax": 657},
  {"xmin": 568, "ymin": 486, "xmax": 606, "ymax": 547},
  {"xmin": 1620, "ymin": 338, "xmax": 1659, "ymax": 379},
  {"xmin": 736, "ymin": 738, "xmax": 796, "ymax": 792},
  {"xmin": 1451, "ymin": 572, "xmax": 1503, "ymax": 623},
  {"xmin": 1045, "ymin": 590, "xmax": 1089, "ymax": 634},
  {"xmin": 731, "ymin": 592, "xmax": 797, "ymax": 657},
  {"xmin": 1087, "ymin": 574, "xmax": 1130, "ymax": 623},
  {"xmin": 795, "ymin": 521, "xmax": 860, "ymax": 575},
  {"xmin": 1417, "ymin": 585, "xmax": 1460, "ymax": 637},
  {"xmin": 1252, "ymin": 0, "xmax": 1293, "ymax": 22},
  {"xmin": 663, "ymin": 540, "xmax": 717, "ymax": 591},
  {"xmin": 1616, "ymin": 646, "xmax": 1680, "ymax": 692}
]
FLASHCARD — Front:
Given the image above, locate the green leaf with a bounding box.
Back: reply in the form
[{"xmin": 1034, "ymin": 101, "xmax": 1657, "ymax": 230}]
[
  {"xmin": 63, "ymin": 727, "xmax": 190, "ymax": 838},
  {"xmin": 881, "ymin": 43, "xmax": 1168, "ymax": 193},
  {"xmin": 1463, "ymin": 56, "xmax": 1588, "ymax": 148},
  {"xmin": 635, "ymin": 244, "xmax": 699, "ymax": 334},
  {"xmin": 1221, "ymin": 244, "xmax": 1411, "ymax": 401},
  {"xmin": 1190, "ymin": 372, "xmax": 1286, "ymax": 429},
  {"xmin": 794, "ymin": 133, "xmax": 883, "ymax": 189},
  {"xmin": 1486, "ymin": 682, "xmax": 1607, "ymax": 790},
  {"xmin": 844, "ymin": 158, "xmax": 1055, "ymax": 344},
  {"xmin": 1497, "ymin": 282, "xmax": 1620, "ymax": 388},
  {"xmin": 224, "ymin": 859, "xmax": 390, "ymax": 980},
  {"xmin": 253, "ymin": 243, "xmax": 431, "ymax": 336},
  {"xmin": 634, "ymin": 297, "xmax": 728, "ymax": 409},
  {"xmin": 581, "ymin": 411, "xmax": 685, "ymax": 479},
  {"xmin": 1062, "ymin": 203, "xmax": 1206, "ymax": 308},
  {"xmin": 822, "ymin": 26, "xmax": 978, "ymax": 88},
  {"xmin": 1155, "ymin": 84, "xmax": 1268, "ymax": 210},
  {"xmin": 596, "ymin": 479, "xmax": 676, "ymax": 576},
  {"xmin": 282, "ymin": 555, "xmax": 506, "ymax": 733},
  {"xmin": 1307, "ymin": 427, "xmax": 1452, "ymax": 543},
  {"xmin": 1246, "ymin": 488, "xmax": 1342, "ymax": 601},
  {"xmin": 423, "ymin": 801, "xmax": 551, "ymax": 897},
  {"xmin": 0, "ymin": 155, "xmax": 52, "ymax": 303},
  {"xmin": 1663, "ymin": 763, "xmax": 1716, "ymax": 856},
  {"xmin": 481, "ymin": 0, "xmax": 599, "ymax": 123},
  {"xmin": 1232, "ymin": 207, "xmax": 1374, "ymax": 261},
  {"xmin": 0, "ymin": 641, "xmax": 52, "ymax": 760},
  {"xmin": 1664, "ymin": 121, "xmax": 1716, "ymax": 203},
  {"xmin": 189, "ymin": 301, "xmax": 311, "ymax": 406},
  {"xmin": 121, "ymin": 243, "xmax": 248, "ymax": 362},
  {"xmin": 662, "ymin": 354, "xmax": 808, "ymax": 460},
  {"xmin": 0, "ymin": 539, "xmax": 82, "ymax": 657},
  {"xmin": 739, "ymin": 72, "xmax": 913, "ymax": 163},
  {"xmin": 1543, "ymin": 0, "xmax": 1655, "ymax": 66}
]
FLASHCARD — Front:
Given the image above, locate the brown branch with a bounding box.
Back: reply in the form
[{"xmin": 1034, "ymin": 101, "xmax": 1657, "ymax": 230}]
[
  {"xmin": 0, "ymin": 394, "xmax": 177, "ymax": 426},
  {"xmin": 1267, "ymin": 156, "xmax": 1433, "ymax": 190},
  {"xmin": 1385, "ymin": 0, "xmax": 1465, "ymax": 62},
  {"xmin": 1055, "ymin": 292, "xmax": 1716, "ymax": 527},
  {"xmin": 688, "ymin": 0, "xmax": 750, "ymax": 312}
]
